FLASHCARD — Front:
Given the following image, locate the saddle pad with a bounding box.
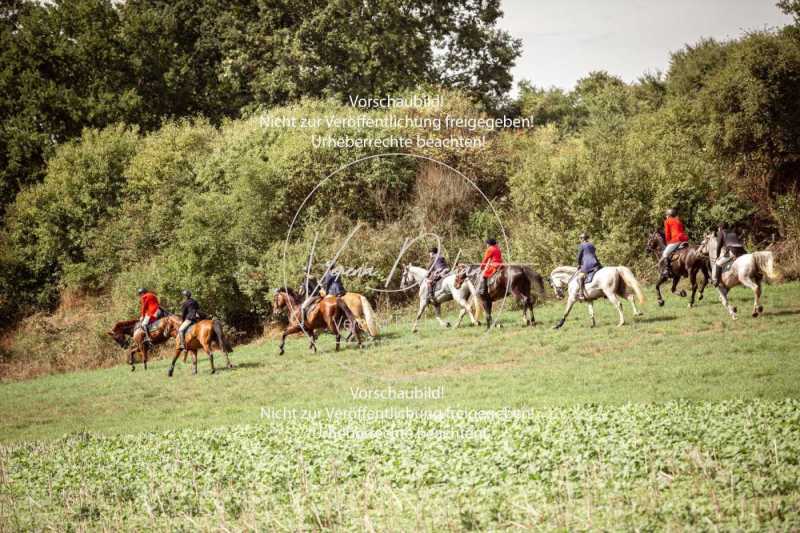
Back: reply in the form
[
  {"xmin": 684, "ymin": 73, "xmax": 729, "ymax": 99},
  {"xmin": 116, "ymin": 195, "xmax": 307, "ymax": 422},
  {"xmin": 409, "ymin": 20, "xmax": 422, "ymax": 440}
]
[{"xmin": 585, "ymin": 268, "xmax": 599, "ymax": 284}]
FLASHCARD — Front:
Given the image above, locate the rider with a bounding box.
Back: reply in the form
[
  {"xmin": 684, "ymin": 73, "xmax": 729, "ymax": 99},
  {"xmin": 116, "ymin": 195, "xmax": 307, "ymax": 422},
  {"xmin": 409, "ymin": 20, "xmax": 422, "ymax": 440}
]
[
  {"xmin": 576, "ymin": 232, "xmax": 602, "ymax": 299},
  {"xmin": 137, "ymin": 287, "xmax": 161, "ymax": 348},
  {"xmin": 301, "ymin": 260, "xmax": 346, "ymax": 323},
  {"xmin": 660, "ymin": 208, "xmax": 689, "ymax": 276},
  {"xmin": 426, "ymin": 247, "xmax": 449, "ymax": 304},
  {"xmin": 713, "ymin": 222, "xmax": 747, "ymax": 286},
  {"xmin": 479, "ymin": 237, "xmax": 504, "ymax": 296},
  {"xmin": 178, "ymin": 290, "xmax": 201, "ymax": 351}
]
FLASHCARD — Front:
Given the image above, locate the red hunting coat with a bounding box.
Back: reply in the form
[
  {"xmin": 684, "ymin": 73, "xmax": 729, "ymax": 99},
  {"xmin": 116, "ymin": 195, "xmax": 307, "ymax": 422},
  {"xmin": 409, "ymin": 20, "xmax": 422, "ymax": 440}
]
[
  {"xmin": 139, "ymin": 292, "xmax": 160, "ymax": 319},
  {"xmin": 664, "ymin": 216, "xmax": 689, "ymax": 244},
  {"xmin": 480, "ymin": 245, "xmax": 504, "ymax": 278}
]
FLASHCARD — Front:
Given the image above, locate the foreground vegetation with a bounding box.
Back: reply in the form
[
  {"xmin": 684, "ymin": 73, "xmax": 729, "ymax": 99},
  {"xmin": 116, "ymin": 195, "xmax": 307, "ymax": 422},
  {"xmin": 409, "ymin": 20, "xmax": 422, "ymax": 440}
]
[{"xmin": 3, "ymin": 400, "xmax": 799, "ymax": 530}]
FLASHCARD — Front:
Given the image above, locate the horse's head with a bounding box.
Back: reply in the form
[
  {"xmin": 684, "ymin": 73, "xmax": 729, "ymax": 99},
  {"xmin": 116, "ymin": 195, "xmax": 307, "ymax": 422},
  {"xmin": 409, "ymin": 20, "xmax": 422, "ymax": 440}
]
[
  {"xmin": 400, "ymin": 265, "xmax": 413, "ymax": 290},
  {"xmin": 453, "ymin": 264, "xmax": 468, "ymax": 289},
  {"xmin": 697, "ymin": 233, "xmax": 714, "ymax": 256},
  {"xmin": 108, "ymin": 320, "xmax": 135, "ymax": 348},
  {"xmin": 272, "ymin": 287, "xmax": 297, "ymax": 317},
  {"xmin": 645, "ymin": 230, "xmax": 664, "ymax": 253},
  {"xmin": 107, "ymin": 329, "xmax": 129, "ymax": 348},
  {"xmin": 550, "ymin": 277, "xmax": 565, "ymax": 300}
]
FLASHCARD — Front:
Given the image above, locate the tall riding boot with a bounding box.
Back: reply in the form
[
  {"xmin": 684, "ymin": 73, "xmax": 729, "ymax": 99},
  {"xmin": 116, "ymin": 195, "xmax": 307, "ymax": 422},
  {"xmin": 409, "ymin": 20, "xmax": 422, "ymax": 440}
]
[
  {"xmin": 179, "ymin": 330, "xmax": 186, "ymax": 350},
  {"xmin": 480, "ymin": 278, "xmax": 488, "ymax": 296}
]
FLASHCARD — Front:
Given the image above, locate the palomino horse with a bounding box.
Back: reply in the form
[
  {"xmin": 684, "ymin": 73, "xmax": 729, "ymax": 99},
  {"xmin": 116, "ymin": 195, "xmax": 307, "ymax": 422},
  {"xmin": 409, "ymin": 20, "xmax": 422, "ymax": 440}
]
[
  {"xmin": 108, "ymin": 315, "xmax": 177, "ymax": 371},
  {"xmin": 698, "ymin": 233, "xmax": 778, "ymax": 319},
  {"xmin": 400, "ymin": 264, "xmax": 481, "ymax": 333},
  {"xmin": 167, "ymin": 319, "xmax": 234, "ymax": 376},
  {"xmin": 272, "ymin": 288, "xmax": 362, "ymax": 355},
  {"xmin": 453, "ymin": 264, "xmax": 545, "ymax": 329},
  {"xmin": 300, "ymin": 277, "xmax": 379, "ymax": 337},
  {"xmin": 549, "ymin": 266, "xmax": 644, "ymax": 329},
  {"xmin": 646, "ymin": 230, "xmax": 709, "ymax": 307}
]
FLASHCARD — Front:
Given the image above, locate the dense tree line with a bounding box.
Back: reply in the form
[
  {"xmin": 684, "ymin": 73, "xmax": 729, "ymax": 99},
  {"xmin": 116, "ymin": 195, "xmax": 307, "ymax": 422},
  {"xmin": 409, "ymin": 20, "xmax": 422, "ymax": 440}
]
[{"xmin": 0, "ymin": 0, "xmax": 520, "ymax": 215}]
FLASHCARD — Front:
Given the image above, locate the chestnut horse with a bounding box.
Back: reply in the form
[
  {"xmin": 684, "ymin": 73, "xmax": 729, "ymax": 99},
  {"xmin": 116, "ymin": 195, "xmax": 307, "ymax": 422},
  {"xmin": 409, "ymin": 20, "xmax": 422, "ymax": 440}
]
[
  {"xmin": 108, "ymin": 315, "xmax": 178, "ymax": 371},
  {"xmin": 167, "ymin": 319, "xmax": 234, "ymax": 376},
  {"xmin": 272, "ymin": 288, "xmax": 362, "ymax": 355},
  {"xmin": 300, "ymin": 276, "xmax": 379, "ymax": 337},
  {"xmin": 453, "ymin": 264, "xmax": 545, "ymax": 329},
  {"xmin": 646, "ymin": 230, "xmax": 710, "ymax": 308}
]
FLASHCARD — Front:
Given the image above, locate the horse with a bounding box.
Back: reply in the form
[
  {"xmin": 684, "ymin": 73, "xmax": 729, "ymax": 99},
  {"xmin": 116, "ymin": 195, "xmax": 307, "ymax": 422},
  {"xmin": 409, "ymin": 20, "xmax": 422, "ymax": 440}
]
[
  {"xmin": 698, "ymin": 233, "xmax": 779, "ymax": 319},
  {"xmin": 646, "ymin": 230, "xmax": 710, "ymax": 308},
  {"xmin": 300, "ymin": 276, "xmax": 379, "ymax": 337},
  {"xmin": 453, "ymin": 264, "xmax": 545, "ymax": 329},
  {"xmin": 167, "ymin": 319, "xmax": 234, "ymax": 376},
  {"xmin": 108, "ymin": 315, "xmax": 178, "ymax": 371},
  {"xmin": 272, "ymin": 287, "xmax": 362, "ymax": 355},
  {"xmin": 400, "ymin": 264, "xmax": 481, "ymax": 333},
  {"xmin": 549, "ymin": 266, "xmax": 644, "ymax": 329}
]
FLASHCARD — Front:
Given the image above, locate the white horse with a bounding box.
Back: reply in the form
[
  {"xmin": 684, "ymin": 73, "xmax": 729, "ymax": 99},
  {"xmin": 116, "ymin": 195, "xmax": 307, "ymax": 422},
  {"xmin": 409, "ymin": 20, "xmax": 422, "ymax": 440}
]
[
  {"xmin": 401, "ymin": 265, "xmax": 481, "ymax": 333},
  {"xmin": 550, "ymin": 266, "xmax": 644, "ymax": 329},
  {"xmin": 698, "ymin": 233, "xmax": 778, "ymax": 319}
]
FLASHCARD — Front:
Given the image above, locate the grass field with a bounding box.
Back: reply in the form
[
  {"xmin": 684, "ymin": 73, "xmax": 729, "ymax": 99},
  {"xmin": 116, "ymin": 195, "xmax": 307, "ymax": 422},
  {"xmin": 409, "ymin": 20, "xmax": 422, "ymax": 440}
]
[{"xmin": 2, "ymin": 282, "xmax": 800, "ymax": 530}]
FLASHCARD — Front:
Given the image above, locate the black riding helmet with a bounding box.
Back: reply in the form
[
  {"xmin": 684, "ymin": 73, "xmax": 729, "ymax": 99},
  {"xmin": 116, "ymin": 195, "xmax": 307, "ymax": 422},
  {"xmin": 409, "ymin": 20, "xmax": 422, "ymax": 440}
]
[
  {"xmin": 182, "ymin": 289, "xmax": 192, "ymax": 298},
  {"xmin": 137, "ymin": 287, "xmax": 146, "ymax": 295},
  {"xmin": 485, "ymin": 237, "xmax": 497, "ymax": 246},
  {"xmin": 429, "ymin": 247, "xmax": 438, "ymax": 254}
]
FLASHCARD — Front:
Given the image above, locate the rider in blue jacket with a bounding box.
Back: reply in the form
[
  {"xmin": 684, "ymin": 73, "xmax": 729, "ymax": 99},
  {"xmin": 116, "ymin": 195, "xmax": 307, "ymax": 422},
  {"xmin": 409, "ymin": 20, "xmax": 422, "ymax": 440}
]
[{"xmin": 576, "ymin": 232, "xmax": 602, "ymax": 299}]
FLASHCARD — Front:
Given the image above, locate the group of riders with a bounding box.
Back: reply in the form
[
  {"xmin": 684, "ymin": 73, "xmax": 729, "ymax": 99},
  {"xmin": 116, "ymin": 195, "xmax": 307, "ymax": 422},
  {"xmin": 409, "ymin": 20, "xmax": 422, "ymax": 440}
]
[{"xmin": 132, "ymin": 208, "xmax": 748, "ymax": 344}]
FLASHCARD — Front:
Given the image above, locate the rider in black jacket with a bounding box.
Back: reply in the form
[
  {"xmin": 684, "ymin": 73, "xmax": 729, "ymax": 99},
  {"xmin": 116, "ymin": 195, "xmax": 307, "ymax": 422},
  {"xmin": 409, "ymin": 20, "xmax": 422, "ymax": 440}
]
[{"xmin": 178, "ymin": 290, "xmax": 201, "ymax": 350}]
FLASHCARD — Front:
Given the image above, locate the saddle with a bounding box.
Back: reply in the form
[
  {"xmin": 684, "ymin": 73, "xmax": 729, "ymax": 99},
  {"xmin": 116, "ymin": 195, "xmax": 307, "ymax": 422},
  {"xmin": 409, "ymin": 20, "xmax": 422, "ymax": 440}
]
[{"xmin": 584, "ymin": 266, "xmax": 601, "ymax": 284}]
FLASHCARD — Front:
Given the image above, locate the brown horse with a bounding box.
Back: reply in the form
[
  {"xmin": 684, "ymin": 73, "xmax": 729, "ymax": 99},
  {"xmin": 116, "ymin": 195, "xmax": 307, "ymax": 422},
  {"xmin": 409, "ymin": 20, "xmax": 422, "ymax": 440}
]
[
  {"xmin": 299, "ymin": 276, "xmax": 380, "ymax": 337},
  {"xmin": 108, "ymin": 315, "xmax": 178, "ymax": 371},
  {"xmin": 167, "ymin": 319, "xmax": 234, "ymax": 376},
  {"xmin": 272, "ymin": 287, "xmax": 361, "ymax": 355},
  {"xmin": 646, "ymin": 230, "xmax": 710, "ymax": 307},
  {"xmin": 453, "ymin": 264, "xmax": 545, "ymax": 329}
]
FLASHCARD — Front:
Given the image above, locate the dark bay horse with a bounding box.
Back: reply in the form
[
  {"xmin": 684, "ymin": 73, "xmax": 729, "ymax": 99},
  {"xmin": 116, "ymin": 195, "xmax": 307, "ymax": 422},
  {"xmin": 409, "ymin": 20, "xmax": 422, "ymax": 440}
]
[
  {"xmin": 453, "ymin": 264, "xmax": 545, "ymax": 329},
  {"xmin": 646, "ymin": 230, "xmax": 709, "ymax": 307},
  {"xmin": 272, "ymin": 288, "xmax": 361, "ymax": 355},
  {"xmin": 108, "ymin": 316, "xmax": 178, "ymax": 371},
  {"xmin": 168, "ymin": 319, "xmax": 234, "ymax": 376}
]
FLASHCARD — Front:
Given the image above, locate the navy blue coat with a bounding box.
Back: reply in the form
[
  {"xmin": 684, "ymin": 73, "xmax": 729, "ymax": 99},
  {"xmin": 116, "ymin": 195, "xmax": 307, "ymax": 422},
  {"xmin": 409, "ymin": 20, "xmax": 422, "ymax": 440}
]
[
  {"xmin": 429, "ymin": 255, "xmax": 448, "ymax": 273},
  {"xmin": 577, "ymin": 242, "xmax": 602, "ymax": 273},
  {"xmin": 321, "ymin": 271, "xmax": 346, "ymax": 296}
]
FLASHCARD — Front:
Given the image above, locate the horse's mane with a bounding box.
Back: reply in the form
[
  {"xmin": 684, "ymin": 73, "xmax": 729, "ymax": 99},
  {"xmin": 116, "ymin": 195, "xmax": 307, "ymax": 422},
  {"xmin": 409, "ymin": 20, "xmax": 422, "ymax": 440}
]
[
  {"xmin": 111, "ymin": 319, "xmax": 138, "ymax": 335},
  {"xmin": 275, "ymin": 286, "xmax": 299, "ymax": 299}
]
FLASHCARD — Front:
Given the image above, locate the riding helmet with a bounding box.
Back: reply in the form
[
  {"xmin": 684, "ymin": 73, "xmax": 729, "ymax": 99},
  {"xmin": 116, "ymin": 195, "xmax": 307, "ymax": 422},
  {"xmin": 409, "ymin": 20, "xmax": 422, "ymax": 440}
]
[
  {"xmin": 182, "ymin": 289, "xmax": 192, "ymax": 298},
  {"xmin": 580, "ymin": 232, "xmax": 590, "ymax": 241},
  {"xmin": 665, "ymin": 208, "xmax": 676, "ymax": 217},
  {"xmin": 137, "ymin": 287, "xmax": 146, "ymax": 295},
  {"xmin": 485, "ymin": 237, "xmax": 497, "ymax": 246},
  {"xmin": 429, "ymin": 247, "xmax": 438, "ymax": 254}
]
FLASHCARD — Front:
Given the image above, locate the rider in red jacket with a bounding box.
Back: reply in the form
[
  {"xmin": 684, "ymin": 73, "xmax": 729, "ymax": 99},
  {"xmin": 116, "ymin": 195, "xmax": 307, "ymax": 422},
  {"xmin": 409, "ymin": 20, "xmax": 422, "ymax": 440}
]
[
  {"xmin": 479, "ymin": 237, "xmax": 504, "ymax": 295},
  {"xmin": 137, "ymin": 288, "xmax": 161, "ymax": 346},
  {"xmin": 660, "ymin": 208, "xmax": 689, "ymax": 273}
]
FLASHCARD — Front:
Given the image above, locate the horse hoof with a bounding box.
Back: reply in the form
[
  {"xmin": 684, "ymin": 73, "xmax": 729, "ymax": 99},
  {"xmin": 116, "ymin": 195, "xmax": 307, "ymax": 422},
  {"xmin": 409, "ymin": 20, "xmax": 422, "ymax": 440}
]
[
  {"xmin": 733, "ymin": 306, "xmax": 738, "ymax": 313},
  {"xmin": 679, "ymin": 290, "xmax": 687, "ymax": 297},
  {"xmin": 553, "ymin": 319, "xmax": 565, "ymax": 330},
  {"xmin": 758, "ymin": 305, "xmax": 764, "ymax": 313},
  {"xmin": 658, "ymin": 300, "xmax": 665, "ymax": 307},
  {"xmin": 211, "ymin": 369, "xmax": 216, "ymax": 374},
  {"xmin": 130, "ymin": 366, "xmax": 135, "ymax": 372},
  {"xmin": 699, "ymin": 295, "xmax": 704, "ymax": 301},
  {"xmin": 688, "ymin": 303, "xmax": 693, "ymax": 309},
  {"xmin": 445, "ymin": 322, "xmax": 452, "ymax": 328},
  {"xmin": 752, "ymin": 311, "xmax": 759, "ymax": 317}
]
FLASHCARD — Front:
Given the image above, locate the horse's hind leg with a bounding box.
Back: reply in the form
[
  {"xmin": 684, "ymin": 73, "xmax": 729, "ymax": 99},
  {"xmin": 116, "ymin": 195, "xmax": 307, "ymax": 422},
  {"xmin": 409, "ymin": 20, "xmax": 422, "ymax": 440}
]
[
  {"xmin": 717, "ymin": 285, "xmax": 737, "ymax": 319},
  {"xmin": 587, "ymin": 301, "xmax": 596, "ymax": 328},
  {"xmin": 698, "ymin": 265, "xmax": 709, "ymax": 301},
  {"xmin": 604, "ymin": 289, "xmax": 625, "ymax": 327},
  {"xmin": 627, "ymin": 294, "xmax": 642, "ymax": 316},
  {"xmin": 741, "ymin": 277, "xmax": 762, "ymax": 317},
  {"xmin": 688, "ymin": 269, "xmax": 699, "ymax": 308},
  {"xmin": 511, "ymin": 286, "xmax": 532, "ymax": 326},
  {"xmin": 191, "ymin": 351, "xmax": 198, "ymax": 375},
  {"xmin": 671, "ymin": 276, "xmax": 685, "ymax": 298}
]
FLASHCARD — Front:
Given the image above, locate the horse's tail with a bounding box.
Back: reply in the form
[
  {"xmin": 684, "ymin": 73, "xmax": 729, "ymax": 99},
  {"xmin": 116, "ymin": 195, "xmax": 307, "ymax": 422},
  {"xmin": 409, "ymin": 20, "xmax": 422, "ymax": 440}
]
[
  {"xmin": 212, "ymin": 319, "xmax": 233, "ymax": 353},
  {"xmin": 618, "ymin": 266, "xmax": 645, "ymax": 304},
  {"xmin": 753, "ymin": 251, "xmax": 779, "ymax": 282},
  {"xmin": 523, "ymin": 267, "xmax": 546, "ymax": 298},
  {"xmin": 359, "ymin": 295, "xmax": 380, "ymax": 337}
]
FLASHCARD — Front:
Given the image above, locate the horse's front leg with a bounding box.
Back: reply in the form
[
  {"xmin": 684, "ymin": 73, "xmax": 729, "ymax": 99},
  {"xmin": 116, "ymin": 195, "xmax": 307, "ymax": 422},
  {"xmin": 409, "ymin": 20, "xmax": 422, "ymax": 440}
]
[
  {"xmin": 483, "ymin": 297, "xmax": 493, "ymax": 330},
  {"xmin": 717, "ymin": 285, "xmax": 737, "ymax": 319},
  {"xmin": 191, "ymin": 351, "xmax": 198, "ymax": 375},
  {"xmin": 553, "ymin": 296, "xmax": 577, "ymax": 329},
  {"xmin": 433, "ymin": 303, "xmax": 450, "ymax": 328},
  {"xmin": 655, "ymin": 275, "xmax": 667, "ymax": 306},
  {"xmin": 671, "ymin": 276, "xmax": 686, "ymax": 298},
  {"xmin": 128, "ymin": 347, "xmax": 137, "ymax": 371},
  {"xmin": 587, "ymin": 301, "xmax": 596, "ymax": 328},
  {"xmin": 411, "ymin": 298, "xmax": 428, "ymax": 333},
  {"xmin": 168, "ymin": 345, "xmax": 181, "ymax": 377},
  {"xmin": 698, "ymin": 265, "xmax": 709, "ymax": 301}
]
